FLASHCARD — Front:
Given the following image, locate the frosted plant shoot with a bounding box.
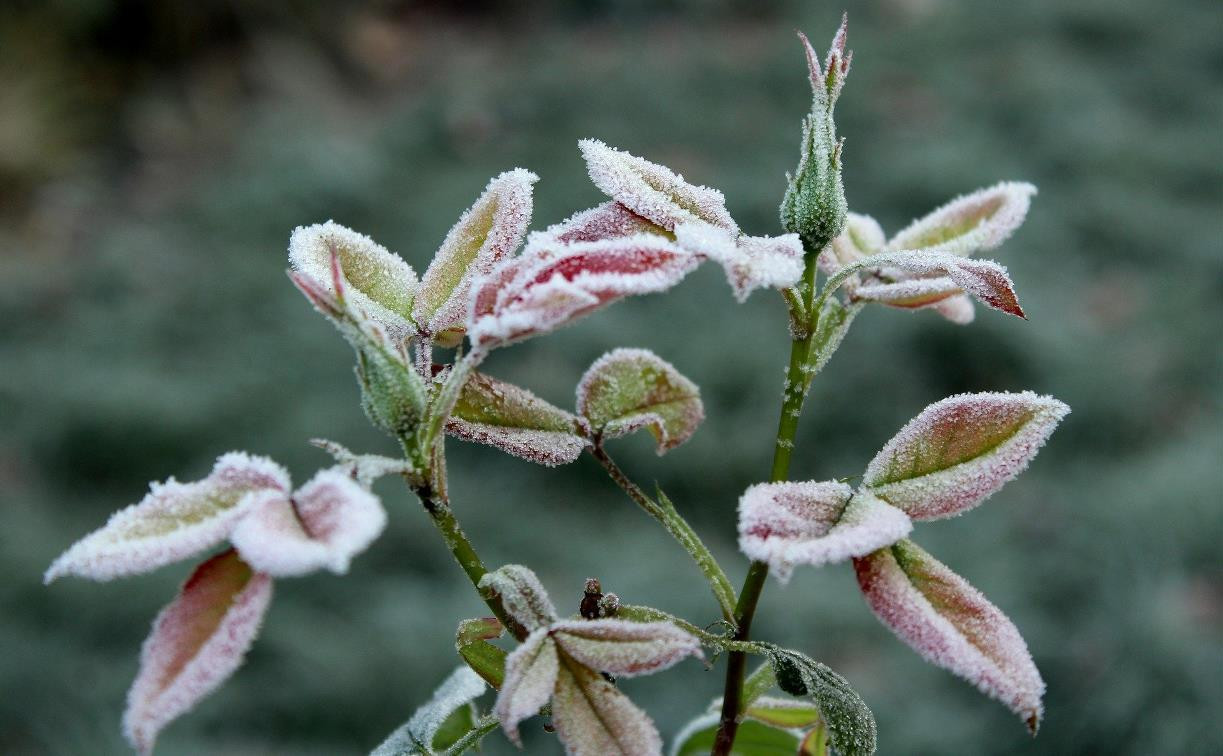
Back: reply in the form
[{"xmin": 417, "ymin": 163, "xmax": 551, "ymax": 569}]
[{"xmin": 46, "ymin": 15, "xmax": 1068, "ymax": 756}]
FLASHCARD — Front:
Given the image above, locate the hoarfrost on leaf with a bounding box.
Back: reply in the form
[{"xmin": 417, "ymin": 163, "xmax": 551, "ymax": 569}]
[
  {"xmin": 494, "ymin": 628, "xmax": 559, "ymax": 746},
  {"xmin": 310, "ymin": 439, "xmax": 416, "ymax": 487},
  {"xmin": 549, "ymin": 619, "xmax": 703, "ymax": 678},
  {"xmin": 446, "ymin": 371, "xmax": 588, "ymax": 466},
  {"xmin": 478, "ymin": 564, "xmax": 559, "ymax": 633},
  {"xmin": 885, "ymin": 182, "xmax": 1036, "ymax": 257},
  {"xmin": 550, "ymin": 659, "xmax": 664, "ymax": 756},
  {"xmin": 849, "ymin": 250, "xmax": 1027, "ymax": 319},
  {"xmin": 544, "ymin": 201, "xmax": 671, "ymax": 244},
  {"xmin": 766, "ymin": 646, "xmax": 876, "ymax": 756},
  {"xmin": 576, "ymin": 348, "xmax": 704, "ymax": 454},
  {"xmin": 673, "ymin": 222, "xmax": 804, "ymax": 302},
  {"xmin": 853, "ymin": 539, "xmax": 1045, "ymax": 732},
  {"xmin": 372, "ymin": 666, "xmax": 487, "ymax": 756}
]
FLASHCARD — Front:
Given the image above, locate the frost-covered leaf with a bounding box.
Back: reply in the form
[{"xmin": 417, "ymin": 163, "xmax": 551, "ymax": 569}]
[
  {"xmin": 673, "ymin": 223, "xmax": 804, "ymax": 302},
  {"xmin": 414, "ymin": 170, "xmax": 538, "ymax": 345},
  {"xmin": 932, "ymin": 293, "xmax": 975, "ymax": 325},
  {"xmin": 289, "ymin": 221, "xmax": 418, "ymax": 337},
  {"xmin": 743, "ymin": 696, "xmax": 823, "ymax": 730},
  {"xmin": 478, "ymin": 565, "xmax": 558, "ymax": 633},
  {"xmin": 852, "ymin": 251, "xmax": 1026, "ymax": 318},
  {"xmin": 853, "ymin": 539, "xmax": 1044, "ymax": 732},
  {"xmin": 863, "ymin": 391, "xmax": 1069, "ymax": 520},
  {"xmin": 310, "ymin": 439, "xmax": 416, "ymax": 487},
  {"xmin": 818, "ymin": 212, "xmax": 884, "ymax": 275},
  {"xmin": 494, "ymin": 628, "xmax": 559, "ymax": 746},
  {"xmin": 230, "ymin": 469, "xmax": 386, "ymax": 577},
  {"xmin": 468, "ymin": 235, "xmax": 699, "ymax": 347},
  {"xmin": 577, "ymin": 348, "xmax": 703, "ymax": 454},
  {"xmin": 45, "ymin": 453, "xmax": 289, "ymax": 583},
  {"xmin": 372, "ymin": 666, "xmax": 487, "ymax": 756},
  {"xmin": 544, "ymin": 201, "xmax": 671, "ymax": 244},
  {"xmin": 551, "ymin": 658, "xmax": 663, "ymax": 756},
  {"xmin": 456, "ymin": 617, "xmax": 508, "ymax": 689},
  {"xmin": 886, "ymin": 182, "xmax": 1036, "ymax": 257},
  {"xmin": 670, "ymin": 712, "xmax": 801, "ymax": 756},
  {"xmin": 578, "ymin": 139, "xmax": 738, "ymax": 234},
  {"xmin": 806, "ymin": 296, "xmax": 862, "ymax": 387},
  {"xmin": 123, "ymin": 549, "xmax": 272, "ymax": 755},
  {"xmin": 549, "ymin": 619, "xmax": 703, "ymax": 678},
  {"xmin": 767, "ymin": 647, "xmax": 877, "ymax": 756},
  {"xmin": 446, "ymin": 371, "xmax": 588, "ymax": 466},
  {"xmin": 738, "ymin": 483, "xmax": 911, "ymax": 582}
]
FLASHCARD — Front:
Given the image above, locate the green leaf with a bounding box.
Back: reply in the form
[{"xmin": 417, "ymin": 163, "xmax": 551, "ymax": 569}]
[
  {"xmin": 455, "ymin": 617, "xmax": 508, "ymax": 690},
  {"xmin": 743, "ymin": 696, "xmax": 823, "ymax": 730},
  {"xmin": 803, "ymin": 296, "xmax": 862, "ymax": 390},
  {"xmin": 447, "ymin": 371, "xmax": 587, "ymax": 466},
  {"xmin": 766, "ymin": 646, "xmax": 877, "ymax": 756},
  {"xmin": 371, "ymin": 667, "xmax": 487, "ymax": 756},
  {"xmin": 670, "ymin": 712, "xmax": 801, "ymax": 756},
  {"xmin": 577, "ymin": 348, "xmax": 703, "ymax": 454}
]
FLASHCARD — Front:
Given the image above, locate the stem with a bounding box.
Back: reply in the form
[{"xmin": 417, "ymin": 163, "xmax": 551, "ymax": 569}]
[{"xmin": 590, "ymin": 442, "xmax": 738, "ymax": 624}]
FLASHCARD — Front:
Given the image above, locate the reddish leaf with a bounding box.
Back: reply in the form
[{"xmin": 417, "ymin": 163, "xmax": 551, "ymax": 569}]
[
  {"xmin": 544, "ymin": 201, "xmax": 670, "ymax": 244},
  {"xmin": 576, "ymin": 348, "xmax": 703, "ymax": 454},
  {"xmin": 551, "ymin": 658, "xmax": 663, "ymax": 756},
  {"xmin": 447, "ymin": 371, "xmax": 588, "ymax": 466},
  {"xmin": 549, "ymin": 619, "xmax": 703, "ymax": 678}
]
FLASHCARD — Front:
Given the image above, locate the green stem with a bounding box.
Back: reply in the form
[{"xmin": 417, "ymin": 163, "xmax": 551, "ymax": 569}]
[{"xmin": 590, "ymin": 442, "xmax": 739, "ymax": 623}]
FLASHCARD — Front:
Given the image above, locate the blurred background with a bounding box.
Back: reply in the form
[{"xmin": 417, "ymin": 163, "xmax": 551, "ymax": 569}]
[{"xmin": 3, "ymin": 0, "xmax": 1220, "ymax": 753}]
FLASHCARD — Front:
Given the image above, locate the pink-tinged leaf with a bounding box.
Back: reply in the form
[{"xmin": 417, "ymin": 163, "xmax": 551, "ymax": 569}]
[
  {"xmin": 414, "ymin": 169, "xmax": 538, "ymax": 345},
  {"xmin": 886, "ymin": 182, "xmax": 1036, "ymax": 257},
  {"xmin": 854, "ymin": 540, "xmax": 1044, "ymax": 732},
  {"xmin": 478, "ymin": 564, "xmax": 559, "ymax": 632},
  {"xmin": 494, "ymin": 628, "xmax": 560, "ymax": 746},
  {"xmin": 288, "ymin": 221, "xmax": 418, "ymax": 337},
  {"xmin": 818, "ymin": 212, "xmax": 885, "ymax": 275},
  {"xmin": 309, "ymin": 439, "xmax": 416, "ymax": 487},
  {"xmin": 673, "ymin": 223, "xmax": 804, "ymax": 302},
  {"xmin": 230, "ymin": 469, "xmax": 386, "ymax": 577},
  {"xmin": 852, "ymin": 276, "xmax": 964, "ymax": 309},
  {"xmin": 468, "ymin": 235, "xmax": 699, "ymax": 347},
  {"xmin": 857, "ymin": 251, "xmax": 1026, "ymax": 318},
  {"xmin": 738, "ymin": 482, "xmax": 911, "ymax": 582},
  {"xmin": 577, "ymin": 348, "xmax": 703, "ymax": 454},
  {"xmin": 123, "ymin": 549, "xmax": 273, "ymax": 755},
  {"xmin": 549, "ymin": 619, "xmax": 703, "ymax": 678},
  {"xmin": 578, "ymin": 139, "xmax": 739, "ymax": 234},
  {"xmin": 932, "ymin": 293, "xmax": 975, "ymax": 325},
  {"xmin": 551, "ymin": 658, "xmax": 663, "ymax": 756},
  {"xmin": 446, "ymin": 371, "xmax": 588, "ymax": 466},
  {"xmin": 544, "ymin": 201, "xmax": 671, "ymax": 244},
  {"xmin": 863, "ymin": 391, "xmax": 1069, "ymax": 520},
  {"xmin": 45, "ymin": 453, "xmax": 289, "ymax": 583}
]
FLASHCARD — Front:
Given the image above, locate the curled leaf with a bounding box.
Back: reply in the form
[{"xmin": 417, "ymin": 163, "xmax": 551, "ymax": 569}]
[
  {"xmin": 577, "ymin": 348, "xmax": 703, "ymax": 454},
  {"xmin": 854, "ymin": 539, "xmax": 1045, "ymax": 732},
  {"xmin": 414, "ymin": 169, "xmax": 538, "ymax": 345},
  {"xmin": 578, "ymin": 138, "xmax": 738, "ymax": 234},
  {"xmin": 673, "ymin": 223, "xmax": 804, "ymax": 302},
  {"xmin": 229, "ymin": 469, "xmax": 387, "ymax": 577},
  {"xmin": 456, "ymin": 617, "xmax": 508, "ymax": 690},
  {"xmin": 863, "ymin": 391, "xmax": 1069, "ymax": 520},
  {"xmin": 551, "ymin": 658, "xmax": 663, "ymax": 756},
  {"xmin": 123, "ymin": 549, "xmax": 272, "ymax": 755},
  {"xmin": 446, "ymin": 371, "xmax": 588, "ymax": 466},
  {"xmin": 288, "ymin": 221, "xmax": 418, "ymax": 337},
  {"xmin": 372, "ymin": 666, "xmax": 487, "ymax": 756},
  {"xmin": 478, "ymin": 565, "xmax": 558, "ymax": 633},
  {"xmin": 467, "ymin": 235, "xmax": 699, "ymax": 347},
  {"xmin": 850, "ymin": 251, "xmax": 1026, "ymax": 318},
  {"xmin": 45, "ymin": 453, "xmax": 289, "ymax": 583},
  {"xmin": 549, "ymin": 619, "xmax": 703, "ymax": 678},
  {"xmin": 886, "ymin": 182, "xmax": 1036, "ymax": 257},
  {"xmin": 766, "ymin": 647, "xmax": 877, "ymax": 756},
  {"xmin": 309, "ymin": 439, "xmax": 416, "ymax": 486},
  {"xmin": 495, "ymin": 628, "xmax": 559, "ymax": 746},
  {"xmin": 738, "ymin": 483, "xmax": 911, "ymax": 582},
  {"xmin": 544, "ymin": 201, "xmax": 671, "ymax": 244}
]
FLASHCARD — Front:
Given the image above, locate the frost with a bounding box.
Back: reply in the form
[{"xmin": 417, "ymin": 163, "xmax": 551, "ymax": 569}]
[
  {"xmin": 495, "ymin": 628, "xmax": 559, "ymax": 746},
  {"xmin": 766, "ymin": 646, "xmax": 876, "ymax": 756},
  {"xmin": 414, "ymin": 169, "xmax": 538, "ymax": 346},
  {"xmin": 863, "ymin": 391, "xmax": 1069, "ymax": 520},
  {"xmin": 544, "ymin": 201, "xmax": 670, "ymax": 244},
  {"xmin": 819, "ymin": 212, "xmax": 885, "ymax": 275},
  {"xmin": 229, "ymin": 469, "xmax": 387, "ymax": 577},
  {"xmin": 853, "ymin": 250, "xmax": 1027, "ymax": 318},
  {"xmin": 576, "ymin": 348, "xmax": 703, "ymax": 454},
  {"xmin": 550, "ymin": 660, "xmax": 663, "ymax": 756},
  {"xmin": 886, "ymin": 182, "xmax": 1036, "ymax": 257},
  {"xmin": 288, "ymin": 221, "xmax": 418, "ymax": 338},
  {"xmin": 372, "ymin": 666, "xmax": 487, "ymax": 756},
  {"xmin": 932, "ymin": 293, "xmax": 975, "ymax": 325},
  {"xmin": 478, "ymin": 564, "xmax": 559, "ymax": 633},
  {"xmin": 549, "ymin": 619, "xmax": 703, "ymax": 678},
  {"xmin": 446, "ymin": 371, "xmax": 589, "ymax": 466},
  {"xmin": 467, "ymin": 235, "xmax": 699, "ymax": 347},
  {"xmin": 45, "ymin": 452, "xmax": 289, "ymax": 583},
  {"xmin": 310, "ymin": 439, "xmax": 416, "ymax": 487},
  {"xmin": 579, "ymin": 138, "xmax": 739, "ymax": 234},
  {"xmin": 673, "ymin": 223, "xmax": 804, "ymax": 302},
  {"xmin": 737, "ymin": 482, "xmax": 911, "ymax": 582},
  {"xmin": 853, "ymin": 539, "xmax": 1045, "ymax": 732},
  {"xmin": 123, "ymin": 549, "xmax": 273, "ymax": 755}
]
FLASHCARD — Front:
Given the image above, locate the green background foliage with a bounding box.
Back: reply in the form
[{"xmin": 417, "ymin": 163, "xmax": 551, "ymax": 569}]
[{"xmin": 2, "ymin": 0, "xmax": 1219, "ymax": 753}]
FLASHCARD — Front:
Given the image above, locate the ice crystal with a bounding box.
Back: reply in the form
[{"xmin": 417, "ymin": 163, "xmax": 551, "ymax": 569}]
[
  {"xmin": 852, "ymin": 250, "xmax": 1026, "ymax": 318},
  {"xmin": 576, "ymin": 348, "xmax": 703, "ymax": 453},
  {"xmin": 550, "ymin": 660, "xmax": 663, "ymax": 756},
  {"xmin": 672, "ymin": 222, "xmax": 804, "ymax": 302},
  {"xmin": 310, "ymin": 439, "xmax": 416, "ymax": 487},
  {"xmin": 854, "ymin": 539, "xmax": 1045, "ymax": 732},
  {"xmin": 496, "ymin": 628, "xmax": 560, "ymax": 746},
  {"xmin": 766, "ymin": 646, "xmax": 876, "ymax": 756},
  {"xmin": 447, "ymin": 371, "xmax": 588, "ymax": 466},
  {"xmin": 863, "ymin": 391, "xmax": 1069, "ymax": 520},
  {"xmin": 371, "ymin": 666, "xmax": 487, "ymax": 756},
  {"xmin": 818, "ymin": 212, "xmax": 885, "ymax": 275},
  {"xmin": 549, "ymin": 619, "xmax": 703, "ymax": 678},
  {"xmin": 885, "ymin": 182, "xmax": 1036, "ymax": 257},
  {"xmin": 478, "ymin": 564, "xmax": 559, "ymax": 633},
  {"xmin": 544, "ymin": 201, "xmax": 670, "ymax": 244},
  {"xmin": 123, "ymin": 549, "xmax": 272, "ymax": 755}
]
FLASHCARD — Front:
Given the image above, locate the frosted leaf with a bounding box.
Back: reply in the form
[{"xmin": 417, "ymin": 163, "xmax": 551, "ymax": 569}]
[
  {"xmin": 858, "ymin": 250, "xmax": 1026, "ymax": 318},
  {"xmin": 478, "ymin": 564, "xmax": 558, "ymax": 633},
  {"xmin": 551, "ymin": 658, "xmax": 663, "ymax": 756},
  {"xmin": 853, "ymin": 540, "xmax": 1044, "ymax": 732},
  {"xmin": 767, "ymin": 647, "xmax": 877, "ymax": 756},
  {"xmin": 456, "ymin": 617, "xmax": 508, "ymax": 689},
  {"xmin": 549, "ymin": 619, "xmax": 703, "ymax": 678},
  {"xmin": 742, "ymin": 696, "xmax": 822, "ymax": 730},
  {"xmin": 467, "ymin": 235, "xmax": 699, "ymax": 347},
  {"xmin": 738, "ymin": 482, "xmax": 911, "ymax": 582},
  {"xmin": 45, "ymin": 453, "xmax": 289, "ymax": 583},
  {"xmin": 818, "ymin": 212, "xmax": 884, "ymax": 275},
  {"xmin": 230, "ymin": 469, "xmax": 386, "ymax": 577},
  {"xmin": 576, "ymin": 348, "xmax": 703, "ymax": 454},
  {"xmin": 669, "ymin": 712, "xmax": 802, "ymax": 756},
  {"xmin": 852, "ymin": 276, "xmax": 964, "ymax": 309},
  {"xmin": 863, "ymin": 391, "xmax": 1069, "ymax": 520},
  {"xmin": 414, "ymin": 169, "xmax": 538, "ymax": 346},
  {"xmin": 578, "ymin": 139, "xmax": 738, "ymax": 234},
  {"xmin": 544, "ymin": 201, "xmax": 671, "ymax": 244},
  {"xmin": 446, "ymin": 371, "xmax": 588, "ymax": 466},
  {"xmin": 288, "ymin": 221, "xmax": 418, "ymax": 338},
  {"xmin": 886, "ymin": 182, "xmax": 1037, "ymax": 257},
  {"xmin": 807, "ymin": 296, "xmax": 862, "ymax": 386},
  {"xmin": 494, "ymin": 628, "xmax": 559, "ymax": 746},
  {"xmin": 372, "ymin": 666, "xmax": 487, "ymax": 756},
  {"xmin": 309, "ymin": 439, "xmax": 415, "ymax": 487},
  {"xmin": 673, "ymin": 223, "xmax": 804, "ymax": 302},
  {"xmin": 123, "ymin": 549, "xmax": 272, "ymax": 755},
  {"xmin": 932, "ymin": 293, "xmax": 975, "ymax": 325}
]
